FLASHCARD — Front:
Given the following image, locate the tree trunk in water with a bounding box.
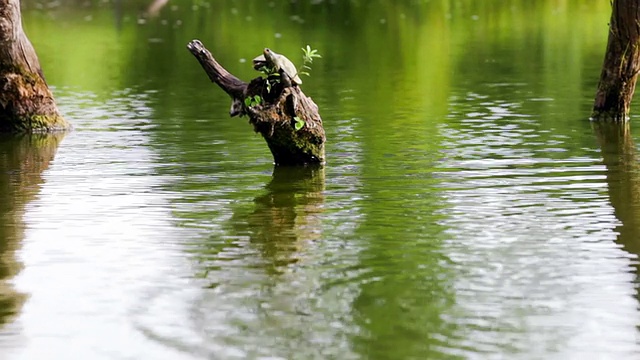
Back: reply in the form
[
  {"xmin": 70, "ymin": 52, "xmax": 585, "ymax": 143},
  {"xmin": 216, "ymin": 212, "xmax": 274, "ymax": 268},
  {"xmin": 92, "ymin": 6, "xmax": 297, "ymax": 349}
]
[
  {"xmin": 592, "ymin": 0, "xmax": 640, "ymax": 122},
  {"xmin": 0, "ymin": 0, "xmax": 69, "ymax": 132},
  {"xmin": 187, "ymin": 40, "xmax": 325, "ymax": 166}
]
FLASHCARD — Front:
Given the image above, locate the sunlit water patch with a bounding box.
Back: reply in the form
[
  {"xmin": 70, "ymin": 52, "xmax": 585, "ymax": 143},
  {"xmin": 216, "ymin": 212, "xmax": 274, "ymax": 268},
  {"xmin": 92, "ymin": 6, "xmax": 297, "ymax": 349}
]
[{"xmin": 2, "ymin": 89, "xmax": 199, "ymax": 359}]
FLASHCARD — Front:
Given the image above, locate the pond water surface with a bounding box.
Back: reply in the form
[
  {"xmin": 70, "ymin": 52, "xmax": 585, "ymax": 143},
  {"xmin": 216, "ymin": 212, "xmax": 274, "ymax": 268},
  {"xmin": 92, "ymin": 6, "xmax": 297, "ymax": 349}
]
[{"xmin": 2, "ymin": 1, "xmax": 640, "ymax": 359}]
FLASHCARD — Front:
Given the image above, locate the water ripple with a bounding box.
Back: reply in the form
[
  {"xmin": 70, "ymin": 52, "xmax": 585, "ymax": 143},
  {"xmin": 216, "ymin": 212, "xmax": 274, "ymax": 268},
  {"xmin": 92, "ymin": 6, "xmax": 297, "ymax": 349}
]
[{"xmin": 433, "ymin": 95, "xmax": 640, "ymax": 357}]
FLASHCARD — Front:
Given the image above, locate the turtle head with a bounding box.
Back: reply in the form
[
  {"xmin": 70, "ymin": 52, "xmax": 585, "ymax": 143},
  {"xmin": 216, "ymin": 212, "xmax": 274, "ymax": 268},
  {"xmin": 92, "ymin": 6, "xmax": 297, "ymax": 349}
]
[{"xmin": 263, "ymin": 48, "xmax": 277, "ymax": 63}]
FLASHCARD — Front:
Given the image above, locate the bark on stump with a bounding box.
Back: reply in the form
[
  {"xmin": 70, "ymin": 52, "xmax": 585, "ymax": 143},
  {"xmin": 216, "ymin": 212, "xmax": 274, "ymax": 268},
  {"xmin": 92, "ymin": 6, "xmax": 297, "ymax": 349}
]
[
  {"xmin": 0, "ymin": 0, "xmax": 69, "ymax": 133},
  {"xmin": 187, "ymin": 40, "xmax": 325, "ymax": 166},
  {"xmin": 592, "ymin": 0, "xmax": 640, "ymax": 122}
]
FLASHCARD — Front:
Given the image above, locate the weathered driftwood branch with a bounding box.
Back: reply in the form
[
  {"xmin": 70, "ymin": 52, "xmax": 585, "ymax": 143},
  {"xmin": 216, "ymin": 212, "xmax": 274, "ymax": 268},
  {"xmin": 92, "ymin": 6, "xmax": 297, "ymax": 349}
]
[
  {"xmin": 187, "ymin": 40, "xmax": 325, "ymax": 166},
  {"xmin": 0, "ymin": 0, "xmax": 69, "ymax": 133},
  {"xmin": 592, "ymin": 0, "xmax": 640, "ymax": 122}
]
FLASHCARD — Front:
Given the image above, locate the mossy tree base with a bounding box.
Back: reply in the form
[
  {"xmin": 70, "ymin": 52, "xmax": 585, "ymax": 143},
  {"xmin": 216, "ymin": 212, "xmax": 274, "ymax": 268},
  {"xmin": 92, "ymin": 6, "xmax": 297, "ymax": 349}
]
[
  {"xmin": 244, "ymin": 78, "xmax": 325, "ymax": 165},
  {"xmin": 187, "ymin": 39, "xmax": 325, "ymax": 166},
  {"xmin": 591, "ymin": 0, "xmax": 640, "ymax": 122},
  {"xmin": 0, "ymin": 70, "xmax": 69, "ymax": 132},
  {"xmin": 0, "ymin": 0, "xmax": 69, "ymax": 133}
]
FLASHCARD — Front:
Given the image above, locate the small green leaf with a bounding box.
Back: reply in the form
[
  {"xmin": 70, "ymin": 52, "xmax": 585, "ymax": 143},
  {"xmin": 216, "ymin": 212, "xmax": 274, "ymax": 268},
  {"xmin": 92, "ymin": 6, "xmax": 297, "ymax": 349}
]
[
  {"xmin": 294, "ymin": 116, "xmax": 305, "ymax": 131},
  {"xmin": 244, "ymin": 97, "xmax": 251, "ymax": 107},
  {"xmin": 253, "ymin": 95, "xmax": 262, "ymax": 104}
]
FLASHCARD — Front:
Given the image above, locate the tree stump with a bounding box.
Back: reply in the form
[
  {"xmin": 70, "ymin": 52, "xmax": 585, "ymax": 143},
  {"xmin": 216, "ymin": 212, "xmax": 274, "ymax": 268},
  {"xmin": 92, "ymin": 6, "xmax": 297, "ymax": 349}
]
[
  {"xmin": 591, "ymin": 0, "xmax": 640, "ymax": 122},
  {"xmin": 187, "ymin": 40, "xmax": 325, "ymax": 166},
  {"xmin": 0, "ymin": 0, "xmax": 69, "ymax": 133}
]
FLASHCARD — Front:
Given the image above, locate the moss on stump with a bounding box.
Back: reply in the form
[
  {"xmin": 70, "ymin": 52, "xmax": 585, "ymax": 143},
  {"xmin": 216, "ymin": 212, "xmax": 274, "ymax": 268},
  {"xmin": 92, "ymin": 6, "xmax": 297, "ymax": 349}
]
[
  {"xmin": 243, "ymin": 78, "xmax": 325, "ymax": 165},
  {"xmin": 0, "ymin": 0, "xmax": 69, "ymax": 133},
  {"xmin": 0, "ymin": 69, "xmax": 69, "ymax": 133}
]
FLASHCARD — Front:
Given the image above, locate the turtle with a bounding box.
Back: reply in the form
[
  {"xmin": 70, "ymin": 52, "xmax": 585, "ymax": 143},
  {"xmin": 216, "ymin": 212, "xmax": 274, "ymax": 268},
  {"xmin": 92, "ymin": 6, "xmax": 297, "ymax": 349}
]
[{"xmin": 252, "ymin": 48, "xmax": 302, "ymax": 87}]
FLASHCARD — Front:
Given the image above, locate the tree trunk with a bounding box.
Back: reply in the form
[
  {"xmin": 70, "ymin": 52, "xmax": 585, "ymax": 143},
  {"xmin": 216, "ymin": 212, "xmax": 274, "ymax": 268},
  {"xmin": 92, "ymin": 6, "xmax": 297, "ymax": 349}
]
[
  {"xmin": 0, "ymin": 0, "xmax": 69, "ymax": 133},
  {"xmin": 187, "ymin": 40, "xmax": 325, "ymax": 166},
  {"xmin": 592, "ymin": 0, "xmax": 640, "ymax": 122}
]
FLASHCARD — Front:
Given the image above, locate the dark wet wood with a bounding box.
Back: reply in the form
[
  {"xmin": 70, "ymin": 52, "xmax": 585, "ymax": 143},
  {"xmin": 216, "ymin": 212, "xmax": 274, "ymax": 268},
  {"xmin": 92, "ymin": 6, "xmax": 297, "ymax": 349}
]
[
  {"xmin": 0, "ymin": 0, "xmax": 68, "ymax": 133},
  {"xmin": 592, "ymin": 0, "xmax": 640, "ymax": 122},
  {"xmin": 187, "ymin": 40, "xmax": 325, "ymax": 166}
]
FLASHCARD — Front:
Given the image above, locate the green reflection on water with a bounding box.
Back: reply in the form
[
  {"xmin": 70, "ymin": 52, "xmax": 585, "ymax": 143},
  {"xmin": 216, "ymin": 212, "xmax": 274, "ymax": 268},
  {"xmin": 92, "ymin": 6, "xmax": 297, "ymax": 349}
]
[{"xmin": 351, "ymin": 173, "xmax": 456, "ymax": 358}]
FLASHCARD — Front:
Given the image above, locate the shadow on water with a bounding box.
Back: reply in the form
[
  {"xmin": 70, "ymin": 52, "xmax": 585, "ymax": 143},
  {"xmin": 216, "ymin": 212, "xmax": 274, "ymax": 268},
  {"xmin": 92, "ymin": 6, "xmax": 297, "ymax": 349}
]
[{"xmin": 0, "ymin": 134, "xmax": 64, "ymax": 328}]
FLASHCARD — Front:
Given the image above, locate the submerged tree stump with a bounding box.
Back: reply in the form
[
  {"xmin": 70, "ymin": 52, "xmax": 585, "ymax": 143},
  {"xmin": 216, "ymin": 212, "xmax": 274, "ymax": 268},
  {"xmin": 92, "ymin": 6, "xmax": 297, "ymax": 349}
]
[
  {"xmin": 592, "ymin": 0, "xmax": 640, "ymax": 122},
  {"xmin": 0, "ymin": 0, "xmax": 69, "ymax": 132},
  {"xmin": 187, "ymin": 40, "xmax": 325, "ymax": 166}
]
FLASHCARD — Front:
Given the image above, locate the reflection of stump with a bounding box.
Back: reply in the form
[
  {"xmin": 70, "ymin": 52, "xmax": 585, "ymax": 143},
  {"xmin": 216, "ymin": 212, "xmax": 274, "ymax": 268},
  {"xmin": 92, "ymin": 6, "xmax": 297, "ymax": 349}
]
[
  {"xmin": 0, "ymin": 133, "xmax": 65, "ymax": 327},
  {"xmin": 0, "ymin": 0, "xmax": 69, "ymax": 133},
  {"xmin": 246, "ymin": 165, "xmax": 325, "ymax": 273},
  {"xmin": 593, "ymin": 122, "xmax": 640, "ymax": 255},
  {"xmin": 187, "ymin": 40, "xmax": 325, "ymax": 165}
]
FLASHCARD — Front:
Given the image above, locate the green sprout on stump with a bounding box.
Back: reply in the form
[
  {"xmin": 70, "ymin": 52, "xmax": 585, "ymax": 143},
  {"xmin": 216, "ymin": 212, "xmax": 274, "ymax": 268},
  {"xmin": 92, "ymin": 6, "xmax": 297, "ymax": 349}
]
[
  {"xmin": 299, "ymin": 45, "xmax": 322, "ymax": 77},
  {"xmin": 244, "ymin": 95, "xmax": 263, "ymax": 107},
  {"xmin": 294, "ymin": 116, "xmax": 305, "ymax": 131}
]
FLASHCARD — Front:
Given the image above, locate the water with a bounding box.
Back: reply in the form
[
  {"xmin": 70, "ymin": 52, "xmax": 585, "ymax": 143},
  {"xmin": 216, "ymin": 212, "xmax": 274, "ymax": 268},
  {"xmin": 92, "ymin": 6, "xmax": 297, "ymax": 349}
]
[{"xmin": 2, "ymin": 1, "xmax": 639, "ymax": 359}]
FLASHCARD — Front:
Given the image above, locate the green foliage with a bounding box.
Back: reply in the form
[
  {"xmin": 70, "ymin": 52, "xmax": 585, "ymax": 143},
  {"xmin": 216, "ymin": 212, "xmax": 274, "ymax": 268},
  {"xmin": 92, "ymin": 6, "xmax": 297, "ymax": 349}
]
[
  {"xmin": 300, "ymin": 45, "xmax": 322, "ymax": 77},
  {"xmin": 256, "ymin": 65, "xmax": 280, "ymax": 95},
  {"xmin": 258, "ymin": 65, "xmax": 277, "ymax": 77},
  {"xmin": 294, "ymin": 116, "xmax": 305, "ymax": 131},
  {"xmin": 244, "ymin": 95, "xmax": 263, "ymax": 107},
  {"xmin": 266, "ymin": 78, "xmax": 274, "ymax": 94}
]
